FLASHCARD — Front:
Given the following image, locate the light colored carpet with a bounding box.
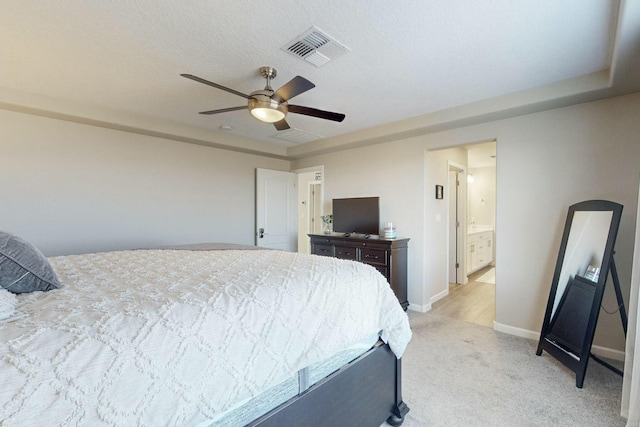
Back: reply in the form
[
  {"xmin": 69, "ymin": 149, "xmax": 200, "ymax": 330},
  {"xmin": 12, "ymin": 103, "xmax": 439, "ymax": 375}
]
[
  {"xmin": 475, "ymin": 267, "xmax": 495, "ymax": 284},
  {"xmin": 386, "ymin": 311, "xmax": 625, "ymax": 427}
]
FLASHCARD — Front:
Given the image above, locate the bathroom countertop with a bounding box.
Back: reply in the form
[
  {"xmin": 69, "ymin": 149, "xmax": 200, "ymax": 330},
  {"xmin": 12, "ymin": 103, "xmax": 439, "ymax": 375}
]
[{"xmin": 467, "ymin": 225, "xmax": 494, "ymax": 235}]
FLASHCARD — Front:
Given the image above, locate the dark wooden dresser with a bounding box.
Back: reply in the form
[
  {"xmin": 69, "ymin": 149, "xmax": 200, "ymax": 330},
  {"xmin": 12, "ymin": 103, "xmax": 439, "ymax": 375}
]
[{"xmin": 309, "ymin": 234, "xmax": 409, "ymax": 310}]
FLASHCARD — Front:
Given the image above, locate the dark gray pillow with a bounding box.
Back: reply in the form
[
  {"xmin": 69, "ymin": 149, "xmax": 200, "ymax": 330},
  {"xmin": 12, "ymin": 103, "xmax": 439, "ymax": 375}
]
[{"xmin": 0, "ymin": 231, "xmax": 60, "ymax": 294}]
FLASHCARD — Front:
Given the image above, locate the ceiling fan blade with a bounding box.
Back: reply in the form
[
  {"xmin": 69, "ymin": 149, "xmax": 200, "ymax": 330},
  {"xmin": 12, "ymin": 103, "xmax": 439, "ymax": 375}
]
[
  {"xmin": 273, "ymin": 118, "xmax": 290, "ymax": 131},
  {"xmin": 199, "ymin": 106, "xmax": 247, "ymax": 115},
  {"xmin": 273, "ymin": 76, "xmax": 315, "ymax": 102},
  {"xmin": 181, "ymin": 74, "xmax": 250, "ymax": 99},
  {"xmin": 288, "ymin": 105, "xmax": 346, "ymax": 122}
]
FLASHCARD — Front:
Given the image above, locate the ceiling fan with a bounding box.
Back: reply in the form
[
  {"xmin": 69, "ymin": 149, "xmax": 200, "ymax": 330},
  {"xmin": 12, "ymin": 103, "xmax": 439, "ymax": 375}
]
[{"xmin": 181, "ymin": 66, "xmax": 345, "ymax": 131}]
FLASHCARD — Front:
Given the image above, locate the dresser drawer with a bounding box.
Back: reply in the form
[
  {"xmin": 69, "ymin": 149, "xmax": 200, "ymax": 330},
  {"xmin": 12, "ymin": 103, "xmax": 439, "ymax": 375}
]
[
  {"xmin": 308, "ymin": 234, "xmax": 409, "ymax": 311},
  {"xmin": 373, "ymin": 265, "xmax": 389, "ymax": 279},
  {"xmin": 335, "ymin": 246, "xmax": 357, "ymax": 260},
  {"xmin": 312, "ymin": 244, "xmax": 334, "ymax": 257},
  {"xmin": 360, "ymin": 248, "xmax": 388, "ymax": 266}
]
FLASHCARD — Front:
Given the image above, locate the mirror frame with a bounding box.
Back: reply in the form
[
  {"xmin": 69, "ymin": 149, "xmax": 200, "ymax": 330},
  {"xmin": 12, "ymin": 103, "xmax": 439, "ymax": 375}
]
[{"xmin": 536, "ymin": 199, "xmax": 623, "ymax": 388}]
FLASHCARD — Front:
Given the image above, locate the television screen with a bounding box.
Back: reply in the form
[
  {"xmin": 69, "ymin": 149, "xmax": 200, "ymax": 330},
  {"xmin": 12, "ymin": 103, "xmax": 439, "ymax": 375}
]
[{"xmin": 332, "ymin": 197, "xmax": 380, "ymax": 235}]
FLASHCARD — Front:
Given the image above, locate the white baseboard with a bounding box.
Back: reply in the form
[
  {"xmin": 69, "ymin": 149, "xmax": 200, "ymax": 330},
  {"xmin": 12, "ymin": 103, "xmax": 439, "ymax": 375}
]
[
  {"xmin": 408, "ymin": 302, "xmax": 431, "ymax": 313},
  {"xmin": 406, "ymin": 288, "xmax": 447, "ymax": 313},
  {"xmin": 493, "ymin": 321, "xmax": 625, "ymax": 361},
  {"xmin": 493, "ymin": 321, "xmax": 539, "ymax": 340},
  {"xmin": 430, "ymin": 288, "xmax": 449, "ymax": 305},
  {"xmin": 591, "ymin": 344, "xmax": 626, "ymax": 361}
]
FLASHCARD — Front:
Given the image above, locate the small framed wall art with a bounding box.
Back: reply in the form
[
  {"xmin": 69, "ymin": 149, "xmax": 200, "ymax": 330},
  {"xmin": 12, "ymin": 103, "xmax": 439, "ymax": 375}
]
[{"xmin": 435, "ymin": 185, "xmax": 444, "ymax": 200}]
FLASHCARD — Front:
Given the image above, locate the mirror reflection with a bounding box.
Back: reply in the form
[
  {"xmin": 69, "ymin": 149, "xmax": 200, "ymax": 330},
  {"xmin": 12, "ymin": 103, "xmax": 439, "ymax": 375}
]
[{"xmin": 552, "ymin": 210, "xmax": 613, "ymax": 316}]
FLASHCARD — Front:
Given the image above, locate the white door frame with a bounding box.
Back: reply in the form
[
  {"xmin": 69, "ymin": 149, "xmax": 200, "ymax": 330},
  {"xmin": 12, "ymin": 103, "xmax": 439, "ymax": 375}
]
[
  {"xmin": 308, "ymin": 180, "xmax": 322, "ymax": 235},
  {"xmin": 448, "ymin": 161, "xmax": 467, "ymax": 285},
  {"xmin": 293, "ymin": 165, "xmax": 325, "ymax": 253}
]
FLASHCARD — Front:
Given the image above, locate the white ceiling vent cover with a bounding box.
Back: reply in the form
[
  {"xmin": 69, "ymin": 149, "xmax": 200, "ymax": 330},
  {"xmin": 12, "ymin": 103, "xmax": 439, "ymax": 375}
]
[
  {"xmin": 270, "ymin": 128, "xmax": 323, "ymax": 145},
  {"xmin": 282, "ymin": 26, "xmax": 350, "ymax": 67}
]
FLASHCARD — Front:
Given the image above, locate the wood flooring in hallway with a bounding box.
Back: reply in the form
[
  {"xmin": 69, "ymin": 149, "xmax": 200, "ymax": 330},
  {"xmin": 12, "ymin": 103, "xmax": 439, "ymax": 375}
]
[{"xmin": 430, "ymin": 266, "xmax": 496, "ymax": 328}]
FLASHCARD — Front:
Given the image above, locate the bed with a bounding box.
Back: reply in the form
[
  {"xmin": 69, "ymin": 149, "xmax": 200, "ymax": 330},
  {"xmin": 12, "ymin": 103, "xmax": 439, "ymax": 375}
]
[{"xmin": 0, "ymin": 235, "xmax": 411, "ymax": 426}]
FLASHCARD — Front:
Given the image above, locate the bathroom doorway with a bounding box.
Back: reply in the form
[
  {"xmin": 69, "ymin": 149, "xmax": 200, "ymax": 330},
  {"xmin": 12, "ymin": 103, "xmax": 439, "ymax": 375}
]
[{"xmin": 435, "ymin": 141, "xmax": 497, "ymax": 328}]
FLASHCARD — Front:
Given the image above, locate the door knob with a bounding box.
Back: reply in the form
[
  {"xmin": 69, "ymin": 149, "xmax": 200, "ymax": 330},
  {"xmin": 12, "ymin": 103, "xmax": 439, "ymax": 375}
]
[{"xmin": 258, "ymin": 228, "xmax": 265, "ymax": 238}]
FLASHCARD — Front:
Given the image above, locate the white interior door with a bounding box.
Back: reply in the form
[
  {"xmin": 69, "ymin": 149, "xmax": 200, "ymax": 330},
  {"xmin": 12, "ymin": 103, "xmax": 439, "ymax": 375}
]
[
  {"xmin": 311, "ymin": 182, "xmax": 322, "ymax": 234},
  {"xmin": 256, "ymin": 168, "xmax": 297, "ymax": 251},
  {"xmin": 448, "ymin": 170, "xmax": 459, "ymax": 283},
  {"xmin": 448, "ymin": 163, "xmax": 465, "ymax": 284}
]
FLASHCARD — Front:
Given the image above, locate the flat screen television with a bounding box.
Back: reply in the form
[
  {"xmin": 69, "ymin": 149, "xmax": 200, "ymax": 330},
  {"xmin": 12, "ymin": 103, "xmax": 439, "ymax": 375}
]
[{"xmin": 332, "ymin": 197, "xmax": 380, "ymax": 235}]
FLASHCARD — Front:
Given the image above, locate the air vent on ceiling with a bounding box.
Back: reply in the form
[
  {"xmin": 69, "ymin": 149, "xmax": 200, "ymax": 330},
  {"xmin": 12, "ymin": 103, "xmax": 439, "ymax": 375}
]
[
  {"xmin": 270, "ymin": 128, "xmax": 323, "ymax": 145},
  {"xmin": 282, "ymin": 26, "xmax": 350, "ymax": 67}
]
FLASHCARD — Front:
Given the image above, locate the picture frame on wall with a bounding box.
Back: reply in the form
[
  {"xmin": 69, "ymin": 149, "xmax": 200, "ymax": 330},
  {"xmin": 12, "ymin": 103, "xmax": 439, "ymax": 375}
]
[{"xmin": 435, "ymin": 185, "xmax": 444, "ymax": 199}]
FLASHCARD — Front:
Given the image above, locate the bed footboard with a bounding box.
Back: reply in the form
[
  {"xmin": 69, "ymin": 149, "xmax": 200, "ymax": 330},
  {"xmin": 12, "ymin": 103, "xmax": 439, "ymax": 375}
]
[{"xmin": 246, "ymin": 343, "xmax": 408, "ymax": 427}]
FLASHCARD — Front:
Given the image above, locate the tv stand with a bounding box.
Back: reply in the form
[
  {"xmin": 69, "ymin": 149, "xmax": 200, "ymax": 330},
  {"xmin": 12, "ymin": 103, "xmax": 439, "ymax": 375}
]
[{"xmin": 309, "ymin": 234, "xmax": 409, "ymax": 310}]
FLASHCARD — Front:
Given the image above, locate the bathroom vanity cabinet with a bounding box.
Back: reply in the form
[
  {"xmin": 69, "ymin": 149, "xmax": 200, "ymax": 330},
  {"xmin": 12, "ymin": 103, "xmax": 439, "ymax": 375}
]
[{"xmin": 467, "ymin": 229, "xmax": 493, "ymax": 274}]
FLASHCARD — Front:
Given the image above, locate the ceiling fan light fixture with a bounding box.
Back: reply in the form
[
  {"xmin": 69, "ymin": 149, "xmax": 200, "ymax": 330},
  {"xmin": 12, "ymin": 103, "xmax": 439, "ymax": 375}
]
[
  {"xmin": 250, "ymin": 106, "xmax": 286, "ymax": 123},
  {"xmin": 249, "ymin": 93, "xmax": 287, "ymax": 123}
]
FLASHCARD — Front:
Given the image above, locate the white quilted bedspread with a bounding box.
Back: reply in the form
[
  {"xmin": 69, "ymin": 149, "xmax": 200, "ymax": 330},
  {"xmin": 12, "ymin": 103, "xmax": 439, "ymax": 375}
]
[{"xmin": 0, "ymin": 249, "xmax": 411, "ymax": 426}]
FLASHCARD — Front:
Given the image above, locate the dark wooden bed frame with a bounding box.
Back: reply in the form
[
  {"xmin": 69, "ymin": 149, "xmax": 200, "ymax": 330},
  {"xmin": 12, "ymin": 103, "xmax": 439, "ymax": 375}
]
[{"xmin": 248, "ymin": 342, "xmax": 409, "ymax": 427}]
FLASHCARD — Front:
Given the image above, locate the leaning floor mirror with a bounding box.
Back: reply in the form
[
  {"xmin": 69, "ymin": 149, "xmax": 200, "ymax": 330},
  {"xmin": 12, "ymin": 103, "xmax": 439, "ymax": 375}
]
[{"xmin": 536, "ymin": 200, "xmax": 624, "ymax": 388}]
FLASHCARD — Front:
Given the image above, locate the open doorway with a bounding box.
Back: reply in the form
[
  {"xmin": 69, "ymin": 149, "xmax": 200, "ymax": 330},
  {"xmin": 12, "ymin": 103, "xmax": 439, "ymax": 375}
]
[
  {"xmin": 294, "ymin": 166, "xmax": 324, "ymax": 254},
  {"xmin": 466, "ymin": 142, "xmax": 496, "ymax": 287},
  {"xmin": 433, "ymin": 141, "xmax": 497, "ymax": 328}
]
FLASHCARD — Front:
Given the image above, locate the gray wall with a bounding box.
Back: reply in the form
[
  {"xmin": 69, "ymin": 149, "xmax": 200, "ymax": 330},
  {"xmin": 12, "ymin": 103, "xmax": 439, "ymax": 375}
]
[
  {"xmin": 2, "ymin": 92, "xmax": 639, "ymax": 354},
  {"xmin": 293, "ymin": 92, "xmax": 640, "ymax": 353},
  {"xmin": 468, "ymin": 166, "xmax": 496, "ymax": 228},
  {"xmin": 0, "ymin": 109, "xmax": 290, "ymax": 256}
]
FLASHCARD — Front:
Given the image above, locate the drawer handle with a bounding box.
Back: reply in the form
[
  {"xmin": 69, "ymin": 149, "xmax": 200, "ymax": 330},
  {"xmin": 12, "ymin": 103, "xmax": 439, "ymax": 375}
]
[
  {"xmin": 321, "ymin": 249, "xmax": 329, "ymax": 253},
  {"xmin": 338, "ymin": 251, "xmax": 352, "ymax": 256},
  {"xmin": 365, "ymin": 254, "xmax": 380, "ymax": 260}
]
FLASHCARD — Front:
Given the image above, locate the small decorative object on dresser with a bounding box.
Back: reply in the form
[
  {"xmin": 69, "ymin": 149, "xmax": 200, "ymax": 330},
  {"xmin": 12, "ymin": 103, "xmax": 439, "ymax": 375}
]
[
  {"xmin": 321, "ymin": 214, "xmax": 333, "ymax": 234},
  {"xmin": 309, "ymin": 233, "xmax": 409, "ymax": 310},
  {"xmin": 383, "ymin": 222, "xmax": 397, "ymax": 239}
]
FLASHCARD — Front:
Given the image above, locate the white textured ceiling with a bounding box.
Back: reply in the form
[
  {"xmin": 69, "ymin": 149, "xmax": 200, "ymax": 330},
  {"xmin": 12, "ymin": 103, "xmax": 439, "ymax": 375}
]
[
  {"xmin": 468, "ymin": 142, "xmax": 497, "ymax": 168},
  {"xmin": 1, "ymin": 0, "xmax": 638, "ymax": 157}
]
